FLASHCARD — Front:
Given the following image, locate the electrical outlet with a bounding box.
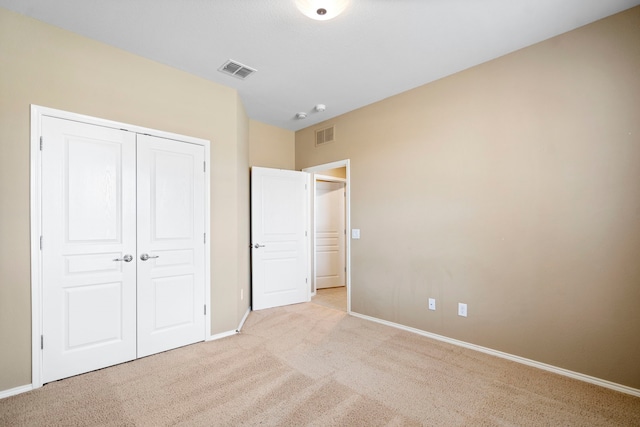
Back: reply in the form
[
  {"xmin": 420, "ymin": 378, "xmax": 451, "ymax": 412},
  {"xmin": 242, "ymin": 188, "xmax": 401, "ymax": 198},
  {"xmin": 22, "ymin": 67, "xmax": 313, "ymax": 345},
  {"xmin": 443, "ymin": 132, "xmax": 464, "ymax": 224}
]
[
  {"xmin": 458, "ymin": 303, "xmax": 467, "ymax": 317},
  {"xmin": 428, "ymin": 298, "xmax": 436, "ymax": 310}
]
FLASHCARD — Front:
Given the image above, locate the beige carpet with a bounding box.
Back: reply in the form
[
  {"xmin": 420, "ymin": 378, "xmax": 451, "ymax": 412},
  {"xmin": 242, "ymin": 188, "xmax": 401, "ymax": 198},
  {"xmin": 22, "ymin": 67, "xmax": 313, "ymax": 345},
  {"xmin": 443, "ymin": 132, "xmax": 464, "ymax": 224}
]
[
  {"xmin": 2, "ymin": 302, "xmax": 639, "ymax": 426},
  {"xmin": 311, "ymin": 286, "xmax": 347, "ymax": 312}
]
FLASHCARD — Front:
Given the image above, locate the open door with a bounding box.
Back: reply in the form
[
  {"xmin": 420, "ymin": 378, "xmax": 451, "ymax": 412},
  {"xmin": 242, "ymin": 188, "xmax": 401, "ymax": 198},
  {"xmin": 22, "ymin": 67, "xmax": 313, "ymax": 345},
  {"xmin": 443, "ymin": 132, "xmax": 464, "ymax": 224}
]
[{"xmin": 251, "ymin": 167, "xmax": 310, "ymax": 310}]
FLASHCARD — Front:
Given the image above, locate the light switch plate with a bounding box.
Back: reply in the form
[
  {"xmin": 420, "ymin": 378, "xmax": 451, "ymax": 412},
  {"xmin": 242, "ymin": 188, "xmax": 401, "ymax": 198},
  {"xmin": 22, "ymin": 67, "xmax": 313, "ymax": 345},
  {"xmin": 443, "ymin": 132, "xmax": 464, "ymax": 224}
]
[
  {"xmin": 351, "ymin": 229, "xmax": 360, "ymax": 239},
  {"xmin": 428, "ymin": 298, "xmax": 436, "ymax": 310}
]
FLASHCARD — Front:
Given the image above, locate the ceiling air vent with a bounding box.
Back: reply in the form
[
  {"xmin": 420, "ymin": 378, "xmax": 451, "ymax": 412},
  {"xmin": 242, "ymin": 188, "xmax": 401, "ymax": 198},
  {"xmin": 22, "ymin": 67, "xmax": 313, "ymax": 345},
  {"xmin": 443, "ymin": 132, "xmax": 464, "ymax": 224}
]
[
  {"xmin": 315, "ymin": 125, "xmax": 335, "ymax": 147},
  {"xmin": 218, "ymin": 60, "xmax": 257, "ymax": 80}
]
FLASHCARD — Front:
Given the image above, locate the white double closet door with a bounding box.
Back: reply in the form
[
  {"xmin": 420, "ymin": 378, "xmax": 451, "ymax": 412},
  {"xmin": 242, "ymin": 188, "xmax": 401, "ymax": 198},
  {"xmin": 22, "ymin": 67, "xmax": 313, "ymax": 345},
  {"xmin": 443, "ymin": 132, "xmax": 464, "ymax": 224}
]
[{"xmin": 41, "ymin": 117, "xmax": 205, "ymax": 383}]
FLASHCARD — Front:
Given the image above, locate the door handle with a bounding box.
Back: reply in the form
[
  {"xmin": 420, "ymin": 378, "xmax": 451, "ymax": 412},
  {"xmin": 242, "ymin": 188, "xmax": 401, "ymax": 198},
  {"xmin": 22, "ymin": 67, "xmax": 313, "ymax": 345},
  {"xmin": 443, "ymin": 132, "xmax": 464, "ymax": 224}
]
[
  {"xmin": 253, "ymin": 243, "xmax": 266, "ymax": 249},
  {"xmin": 113, "ymin": 254, "xmax": 133, "ymax": 262},
  {"xmin": 140, "ymin": 253, "xmax": 160, "ymax": 261}
]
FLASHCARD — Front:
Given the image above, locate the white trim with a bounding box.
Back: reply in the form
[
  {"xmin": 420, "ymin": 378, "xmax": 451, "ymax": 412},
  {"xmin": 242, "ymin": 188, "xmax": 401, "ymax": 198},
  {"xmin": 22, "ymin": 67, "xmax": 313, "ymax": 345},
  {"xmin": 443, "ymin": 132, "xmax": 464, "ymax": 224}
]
[
  {"xmin": 303, "ymin": 159, "xmax": 349, "ymax": 172},
  {"xmin": 349, "ymin": 311, "xmax": 640, "ymax": 398},
  {"xmin": 302, "ymin": 160, "xmax": 351, "ymax": 314},
  {"xmin": 203, "ymin": 140, "xmax": 212, "ymax": 340},
  {"xmin": 31, "ymin": 105, "xmax": 209, "ymax": 144},
  {"xmin": 305, "ymin": 172, "xmax": 312, "ymax": 304},
  {"xmin": 236, "ymin": 307, "xmax": 252, "ymax": 332},
  {"xmin": 0, "ymin": 384, "xmax": 33, "ymax": 400},
  {"xmin": 30, "ymin": 105, "xmax": 211, "ymax": 389},
  {"xmin": 313, "ymin": 176, "xmax": 318, "ymax": 296},
  {"xmin": 30, "ymin": 105, "xmax": 44, "ymax": 390},
  {"xmin": 207, "ymin": 330, "xmax": 238, "ymax": 341},
  {"xmin": 314, "ymin": 174, "xmax": 347, "ymax": 183}
]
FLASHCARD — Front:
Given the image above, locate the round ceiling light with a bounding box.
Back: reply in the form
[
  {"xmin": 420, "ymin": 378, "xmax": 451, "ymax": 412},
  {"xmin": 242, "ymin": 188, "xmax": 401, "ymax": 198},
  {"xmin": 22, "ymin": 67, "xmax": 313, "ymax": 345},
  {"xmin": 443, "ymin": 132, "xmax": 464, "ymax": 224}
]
[{"xmin": 295, "ymin": 0, "xmax": 349, "ymax": 21}]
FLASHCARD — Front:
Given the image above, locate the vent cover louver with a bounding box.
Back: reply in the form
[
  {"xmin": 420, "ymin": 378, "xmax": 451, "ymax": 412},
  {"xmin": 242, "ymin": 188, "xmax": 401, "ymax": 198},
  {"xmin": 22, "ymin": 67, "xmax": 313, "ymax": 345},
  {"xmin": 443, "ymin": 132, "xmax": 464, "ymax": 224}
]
[
  {"xmin": 315, "ymin": 125, "xmax": 335, "ymax": 147},
  {"xmin": 218, "ymin": 60, "xmax": 257, "ymax": 80}
]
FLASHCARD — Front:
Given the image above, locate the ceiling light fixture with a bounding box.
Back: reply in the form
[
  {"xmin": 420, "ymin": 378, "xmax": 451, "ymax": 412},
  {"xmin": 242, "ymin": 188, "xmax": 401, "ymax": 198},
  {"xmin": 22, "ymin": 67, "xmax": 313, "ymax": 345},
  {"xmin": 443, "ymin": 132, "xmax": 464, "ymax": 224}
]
[
  {"xmin": 315, "ymin": 104, "xmax": 326, "ymax": 112},
  {"xmin": 295, "ymin": 0, "xmax": 348, "ymax": 21},
  {"xmin": 296, "ymin": 112, "xmax": 308, "ymax": 119}
]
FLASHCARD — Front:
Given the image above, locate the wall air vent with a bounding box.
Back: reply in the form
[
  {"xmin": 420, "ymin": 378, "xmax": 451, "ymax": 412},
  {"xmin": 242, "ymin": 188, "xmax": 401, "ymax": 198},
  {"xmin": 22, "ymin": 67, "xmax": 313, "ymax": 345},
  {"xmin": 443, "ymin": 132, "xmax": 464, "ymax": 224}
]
[
  {"xmin": 315, "ymin": 125, "xmax": 335, "ymax": 147},
  {"xmin": 218, "ymin": 60, "xmax": 257, "ymax": 80}
]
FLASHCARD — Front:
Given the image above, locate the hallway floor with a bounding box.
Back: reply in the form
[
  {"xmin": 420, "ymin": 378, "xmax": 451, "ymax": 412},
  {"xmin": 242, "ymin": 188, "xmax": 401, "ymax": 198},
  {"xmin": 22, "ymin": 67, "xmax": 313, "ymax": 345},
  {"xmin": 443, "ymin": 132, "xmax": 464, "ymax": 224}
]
[{"xmin": 311, "ymin": 286, "xmax": 347, "ymax": 312}]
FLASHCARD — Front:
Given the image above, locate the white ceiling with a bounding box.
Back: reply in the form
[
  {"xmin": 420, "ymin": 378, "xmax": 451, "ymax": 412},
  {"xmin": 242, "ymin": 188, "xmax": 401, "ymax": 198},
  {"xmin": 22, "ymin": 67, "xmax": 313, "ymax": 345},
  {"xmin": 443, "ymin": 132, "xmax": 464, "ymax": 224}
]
[{"xmin": 2, "ymin": 0, "xmax": 639, "ymax": 131}]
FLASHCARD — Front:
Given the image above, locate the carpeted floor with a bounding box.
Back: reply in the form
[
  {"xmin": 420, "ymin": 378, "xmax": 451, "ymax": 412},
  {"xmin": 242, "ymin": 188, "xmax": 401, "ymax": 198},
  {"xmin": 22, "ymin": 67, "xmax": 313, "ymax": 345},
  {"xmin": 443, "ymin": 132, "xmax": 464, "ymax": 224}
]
[
  {"xmin": 311, "ymin": 286, "xmax": 347, "ymax": 312},
  {"xmin": 1, "ymin": 302, "xmax": 639, "ymax": 426}
]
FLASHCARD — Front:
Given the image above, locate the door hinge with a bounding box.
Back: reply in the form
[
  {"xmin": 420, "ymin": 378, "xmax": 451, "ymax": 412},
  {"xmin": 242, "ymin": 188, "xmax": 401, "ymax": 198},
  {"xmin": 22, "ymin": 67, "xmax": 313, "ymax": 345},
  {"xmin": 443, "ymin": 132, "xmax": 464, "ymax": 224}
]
[
  {"xmin": 39, "ymin": 136, "xmax": 43, "ymax": 151},
  {"xmin": 41, "ymin": 335, "xmax": 44, "ymax": 350},
  {"xmin": 204, "ymin": 305, "xmax": 207, "ymax": 315},
  {"xmin": 40, "ymin": 236, "xmax": 43, "ymax": 250},
  {"xmin": 305, "ymin": 184, "xmax": 307, "ymax": 190},
  {"xmin": 305, "ymin": 231, "xmax": 307, "ymax": 237},
  {"xmin": 204, "ymin": 232, "xmax": 206, "ymax": 244},
  {"xmin": 306, "ymin": 278, "xmax": 308, "ymax": 284},
  {"xmin": 203, "ymin": 161, "xmax": 206, "ymax": 172}
]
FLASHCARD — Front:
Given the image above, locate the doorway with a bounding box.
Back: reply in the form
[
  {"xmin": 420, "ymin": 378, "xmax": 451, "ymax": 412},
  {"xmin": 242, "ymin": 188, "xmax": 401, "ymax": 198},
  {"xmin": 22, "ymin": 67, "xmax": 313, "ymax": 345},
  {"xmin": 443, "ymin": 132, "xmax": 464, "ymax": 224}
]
[
  {"xmin": 315, "ymin": 179, "xmax": 346, "ymax": 290},
  {"xmin": 303, "ymin": 160, "xmax": 351, "ymax": 313}
]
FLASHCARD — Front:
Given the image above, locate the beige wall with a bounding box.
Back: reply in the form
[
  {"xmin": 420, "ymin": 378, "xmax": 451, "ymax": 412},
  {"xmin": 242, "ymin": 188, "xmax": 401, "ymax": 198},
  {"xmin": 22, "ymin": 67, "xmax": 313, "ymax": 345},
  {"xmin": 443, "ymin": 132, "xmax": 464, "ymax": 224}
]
[
  {"xmin": 249, "ymin": 120, "xmax": 295, "ymax": 169},
  {"xmin": 0, "ymin": 8, "xmax": 249, "ymax": 391},
  {"xmin": 296, "ymin": 7, "xmax": 640, "ymax": 389}
]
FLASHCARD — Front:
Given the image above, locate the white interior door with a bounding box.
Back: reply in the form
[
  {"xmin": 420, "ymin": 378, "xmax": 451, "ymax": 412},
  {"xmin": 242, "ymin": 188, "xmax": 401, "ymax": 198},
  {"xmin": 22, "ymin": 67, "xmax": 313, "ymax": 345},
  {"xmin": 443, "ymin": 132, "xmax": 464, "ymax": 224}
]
[
  {"xmin": 251, "ymin": 167, "xmax": 309, "ymax": 310},
  {"xmin": 136, "ymin": 134, "xmax": 206, "ymax": 357},
  {"xmin": 315, "ymin": 181, "xmax": 346, "ymax": 289},
  {"xmin": 41, "ymin": 117, "xmax": 137, "ymax": 383}
]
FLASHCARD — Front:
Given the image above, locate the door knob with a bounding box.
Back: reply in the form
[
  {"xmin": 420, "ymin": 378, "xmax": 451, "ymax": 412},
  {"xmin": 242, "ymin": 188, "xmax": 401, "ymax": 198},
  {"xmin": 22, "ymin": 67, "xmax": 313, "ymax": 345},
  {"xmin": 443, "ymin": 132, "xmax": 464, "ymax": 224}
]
[
  {"xmin": 140, "ymin": 253, "xmax": 160, "ymax": 261},
  {"xmin": 253, "ymin": 243, "xmax": 266, "ymax": 249},
  {"xmin": 113, "ymin": 254, "xmax": 133, "ymax": 262}
]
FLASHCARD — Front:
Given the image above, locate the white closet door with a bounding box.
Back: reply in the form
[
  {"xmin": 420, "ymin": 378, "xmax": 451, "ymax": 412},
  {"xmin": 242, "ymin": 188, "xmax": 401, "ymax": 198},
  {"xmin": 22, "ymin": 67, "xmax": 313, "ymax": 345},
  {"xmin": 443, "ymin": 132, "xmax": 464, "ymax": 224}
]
[
  {"xmin": 136, "ymin": 134, "xmax": 206, "ymax": 357},
  {"xmin": 41, "ymin": 117, "xmax": 137, "ymax": 383}
]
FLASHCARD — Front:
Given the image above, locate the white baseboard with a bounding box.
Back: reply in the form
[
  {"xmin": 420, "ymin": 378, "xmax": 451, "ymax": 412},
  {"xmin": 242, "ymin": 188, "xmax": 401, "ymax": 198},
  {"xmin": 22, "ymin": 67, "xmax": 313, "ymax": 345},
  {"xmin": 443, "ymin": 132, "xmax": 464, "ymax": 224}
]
[
  {"xmin": 206, "ymin": 307, "xmax": 251, "ymax": 341},
  {"xmin": 237, "ymin": 306, "xmax": 251, "ymax": 332},
  {"xmin": 349, "ymin": 311, "xmax": 640, "ymax": 398},
  {"xmin": 0, "ymin": 384, "xmax": 33, "ymax": 400}
]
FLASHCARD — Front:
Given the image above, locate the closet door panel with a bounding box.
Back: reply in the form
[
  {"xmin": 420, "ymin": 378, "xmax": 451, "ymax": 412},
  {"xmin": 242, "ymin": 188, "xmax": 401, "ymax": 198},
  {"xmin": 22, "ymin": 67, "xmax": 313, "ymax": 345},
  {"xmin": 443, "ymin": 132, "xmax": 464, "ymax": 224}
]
[
  {"xmin": 41, "ymin": 117, "xmax": 137, "ymax": 383},
  {"xmin": 136, "ymin": 134, "xmax": 206, "ymax": 357}
]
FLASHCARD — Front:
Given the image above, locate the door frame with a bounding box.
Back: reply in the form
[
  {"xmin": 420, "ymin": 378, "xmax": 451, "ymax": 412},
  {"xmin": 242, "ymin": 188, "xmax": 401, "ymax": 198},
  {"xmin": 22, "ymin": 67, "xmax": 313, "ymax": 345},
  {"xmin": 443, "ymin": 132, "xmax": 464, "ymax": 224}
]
[
  {"xmin": 30, "ymin": 105, "xmax": 211, "ymax": 389},
  {"xmin": 313, "ymin": 176, "xmax": 346, "ymax": 291},
  {"xmin": 302, "ymin": 160, "xmax": 351, "ymax": 313}
]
